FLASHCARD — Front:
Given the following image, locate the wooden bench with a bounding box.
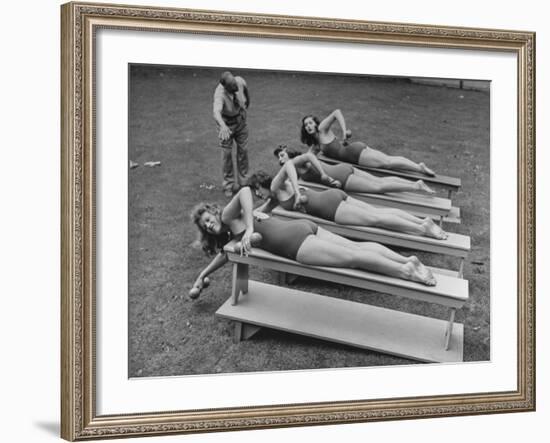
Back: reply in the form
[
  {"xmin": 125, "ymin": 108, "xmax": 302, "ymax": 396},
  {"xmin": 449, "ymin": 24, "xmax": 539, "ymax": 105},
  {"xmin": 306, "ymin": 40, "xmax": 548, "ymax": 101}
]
[
  {"xmin": 271, "ymin": 206, "xmax": 470, "ymax": 276},
  {"xmin": 300, "ymin": 181, "xmax": 456, "ymax": 226},
  {"xmin": 318, "ymin": 154, "xmax": 461, "ymax": 199},
  {"xmin": 413, "ymin": 205, "xmax": 461, "ymax": 225},
  {"xmin": 215, "ymin": 241, "xmax": 469, "ymax": 362}
]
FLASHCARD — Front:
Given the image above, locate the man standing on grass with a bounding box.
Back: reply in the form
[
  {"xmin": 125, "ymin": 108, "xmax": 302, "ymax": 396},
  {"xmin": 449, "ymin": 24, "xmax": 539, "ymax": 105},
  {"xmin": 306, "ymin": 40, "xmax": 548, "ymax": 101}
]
[{"xmin": 213, "ymin": 71, "xmax": 251, "ymax": 197}]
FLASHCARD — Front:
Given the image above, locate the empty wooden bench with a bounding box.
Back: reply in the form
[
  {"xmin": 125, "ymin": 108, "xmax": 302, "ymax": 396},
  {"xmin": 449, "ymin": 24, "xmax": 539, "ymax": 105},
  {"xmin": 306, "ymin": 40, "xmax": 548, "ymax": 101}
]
[
  {"xmin": 318, "ymin": 154, "xmax": 462, "ymax": 199},
  {"xmin": 271, "ymin": 206, "xmax": 470, "ymax": 276},
  {"xmin": 300, "ymin": 180, "xmax": 458, "ymax": 226},
  {"xmin": 215, "ymin": 241, "xmax": 469, "ymax": 363}
]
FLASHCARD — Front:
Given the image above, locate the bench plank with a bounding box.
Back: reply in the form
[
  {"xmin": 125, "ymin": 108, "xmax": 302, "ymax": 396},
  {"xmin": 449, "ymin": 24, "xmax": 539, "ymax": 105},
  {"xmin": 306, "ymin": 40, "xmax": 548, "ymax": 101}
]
[
  {"xmin": 216, "ymin": 281, "xmax": 464, "ymax": 363},
  {"xmin": 414, "ymin": 206, "xmax": 461, "ymax": 225},
  {"xmin": 224, "ymin": 243, "xmax": 468, "ymax": 309},
  {"xmin": 318, "ymin": 154, "xmax": 461, "ymax": 191},
  {"xmin": 272, "ymin": 206, "xmax": 470, "ymax": 257},
  {"xmin": 301, "ymin": 181, "xmax": 452, "ymax": 217}
]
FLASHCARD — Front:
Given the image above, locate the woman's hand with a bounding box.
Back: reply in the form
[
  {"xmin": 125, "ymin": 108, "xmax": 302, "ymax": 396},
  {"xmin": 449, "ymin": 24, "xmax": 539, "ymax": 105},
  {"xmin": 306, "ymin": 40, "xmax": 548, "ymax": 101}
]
[
  {"xmin": 342, "ymin": 129, "xmax": 352, "ymax": 146},
  {"xmin": 189, "ymin": 276, "xmax": 210, "ymax": 300},
  {"xmin": 240, "ymin": 228, "xmax": 254, "ymax": 256},
  {"xmin": 321, "ymin": 174, "xmax": 342, "ymax": 189},
  {"xmin": 293, "ymin": 193, "xmax": 307, "ymax": 211},
  {"xmin": 292, "ymin": 193, "xmax": 302, "ymax": 211}
]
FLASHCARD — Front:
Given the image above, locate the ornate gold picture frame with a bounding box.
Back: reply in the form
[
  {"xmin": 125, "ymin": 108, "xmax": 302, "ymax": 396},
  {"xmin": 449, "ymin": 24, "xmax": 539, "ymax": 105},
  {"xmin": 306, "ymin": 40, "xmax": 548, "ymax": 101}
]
[{"xmin": 61, "ymin": 1, "xmax": 535, "ymax": 440}]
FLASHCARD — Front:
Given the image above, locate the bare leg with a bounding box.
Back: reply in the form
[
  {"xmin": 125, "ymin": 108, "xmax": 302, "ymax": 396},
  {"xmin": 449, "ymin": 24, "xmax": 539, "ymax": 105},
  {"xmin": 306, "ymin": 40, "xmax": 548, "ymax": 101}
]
[
  {"xmin": 296, "ymin": 233, "xmax": 436, "ymax": 285},
  {"xmin": 420, "ymin": 217, "xmax": 449, "ymax": 240},
  {"xmin": 316, "ymin": 228, "xmax": 437, "ymax": 283},
  {"xmin": 358, "ymin": 147, "xmax": 435, "ymax": 176},
  {"xmin": 316, "ymin": 227, "xmax": 410, "ymax": 262},
  {"xmin": 351, "ymin": 168, "xmax": 434, "ymax": 192},
  {"xmin": 353, "ymin": 168, "xmax": 435, "ymax": 194},
  {"xmin": 340, "ymin": 198, "xmax": 448, "ymax": 239},
  {"xmin": 346, "ymin": 197, "xmax": 424, "ymax": 223},
  {"xmin": 334, "ymin": 201, "xmax": 428, "ymax": 236},
  {"xmin": 345, "ymin": 174, "xmax": 435, "ymax": 195}
]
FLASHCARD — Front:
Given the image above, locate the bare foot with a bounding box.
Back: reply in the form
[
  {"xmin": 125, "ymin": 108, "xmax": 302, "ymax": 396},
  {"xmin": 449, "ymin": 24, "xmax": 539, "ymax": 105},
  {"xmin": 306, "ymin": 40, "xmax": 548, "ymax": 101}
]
[
  {"xmin": 410, "ymin": 256, "xmax": 437, "ymax": 286},
  {"xmin": 419, "ymin": 162, "xmax": 436, "ymax": 176},
  {"xmin": 422, "ymin": 218, "xmax": 449, "ymax": 240},
  {"xmin": 415, "ymin": 180, "xmax": 435, "ymax": 194},
  {"xmin": 403, "ymin": 256, "xmax": 437, "ymax": 286}
]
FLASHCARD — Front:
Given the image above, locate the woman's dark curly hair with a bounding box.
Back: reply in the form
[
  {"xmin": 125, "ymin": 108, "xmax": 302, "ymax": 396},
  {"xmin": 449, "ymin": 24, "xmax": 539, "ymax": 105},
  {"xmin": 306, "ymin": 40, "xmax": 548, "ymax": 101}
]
[
  {"xmin": 272, "ymin": 144, "xmax": 302, "ymax": 161},
  {"xmin": 248, "ymin": 170, "xmax": 273, "ymax": 192},
  {"xmin": 190, "ymin": 203, "xmax": 232, "ymax": 255},
  {"xmin": 300, "ymin": 115, "xmax": 321, "ymax": 147}
]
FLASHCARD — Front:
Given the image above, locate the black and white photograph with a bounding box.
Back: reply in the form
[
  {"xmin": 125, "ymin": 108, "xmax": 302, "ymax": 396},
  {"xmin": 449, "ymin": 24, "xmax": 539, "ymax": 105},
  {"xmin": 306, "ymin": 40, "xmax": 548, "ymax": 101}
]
[
  {"xmin": 128, "ymin": 65, "xmax": 489, "ymax": 377},
  {"xmin": 4, "ymin": 0, "xmax": 547, "ymax": 441}
]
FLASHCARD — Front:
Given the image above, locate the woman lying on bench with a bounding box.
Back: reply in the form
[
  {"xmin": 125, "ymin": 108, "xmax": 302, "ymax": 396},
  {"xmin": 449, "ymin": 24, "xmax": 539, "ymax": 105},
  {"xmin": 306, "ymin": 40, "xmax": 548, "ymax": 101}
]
[
  {"xmin": 249, "ymin": 161, "xmax": 448, "ymax": 240},
  {"xmin": 300, "ymin": 109, "xmax": 435, "ymax": 176},
  {"xmin": 274, "ymin": 145, "xmax": 434, "ymax": 195},
  {"xmin": 188, "ymin": 187, "xmax": 437, "ymax": 299}
]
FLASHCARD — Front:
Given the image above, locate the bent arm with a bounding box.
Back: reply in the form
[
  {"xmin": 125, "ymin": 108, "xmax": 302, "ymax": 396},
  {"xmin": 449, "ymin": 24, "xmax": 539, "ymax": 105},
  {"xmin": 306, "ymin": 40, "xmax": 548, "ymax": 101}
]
[
  {"xmin": 292, "ymin": 152, "xmax": 328, "ymax": 177},
  {"xmin": 238, "ymin": 187, "xmax": 254, "ymax": 233},
  {"xmin": 271, "ymin": 161, "xmax": 300, "ymax": 196},
  {"xmin": 222, "ymin": 187, "xmax": 255, "ymax": 255},
  {"xmin": 255, "ymin": 197, "xmax": 278, "ymax": 214},
  {"xmin": 318, "ymin": 109, "xmax": 346, "ymax": 136},
  {"xmin": 221, "ymin": 187, "xmax": 254, "ymax": 232}
]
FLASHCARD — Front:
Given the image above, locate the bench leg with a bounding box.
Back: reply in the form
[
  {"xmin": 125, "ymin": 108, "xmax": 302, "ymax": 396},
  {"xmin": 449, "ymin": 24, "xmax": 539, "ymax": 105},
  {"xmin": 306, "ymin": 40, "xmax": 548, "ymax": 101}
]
[
  {"xmin": 231, "ymin": 263, "xmax": 249, "ymax": 306},
  {"xmin": 286, "ymin": 273, "xmax": 299, "ymax": 284},
  {"xmin": 234, "ymin": 321, "xmax": 243, "ymax": 343},
  {"xmin": 439, "ymin": 215, "xmax": 444, "ymax": 228},
  {"xmin": 233, "ymin": 321, "xmax": 262, "ymax": 343},
  {"xmin": 445, "ymin": 308, "xmax": 457, "ymax": 350},
  {"xmin": 278, "ymin": 272, "xmax": 298, "ymax": 285},
  {"xmin": 458, "ymin": 258, "xmax": 465, "ymax": 279},
  {"xmin": 447, "ymin": 189, "xmax": 453, "ymax": 200}
]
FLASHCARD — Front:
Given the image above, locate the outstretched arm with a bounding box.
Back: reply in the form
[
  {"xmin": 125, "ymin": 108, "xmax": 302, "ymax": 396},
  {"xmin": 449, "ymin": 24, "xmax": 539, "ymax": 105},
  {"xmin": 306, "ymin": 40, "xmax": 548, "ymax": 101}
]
[
  {"xmin": 190, "ymin": 252, "xmax": 229, "ymax": 298},
  {"xmin": 292, "ymin": 152, "xmax": 342, "ymax": 188},
  {"xmin": 318, "ymin": 109, "xmax": 347, "ymax": 138},
  {"xmin": 198, "ymin": 252, "xmax": 228, "ymax": 280}
]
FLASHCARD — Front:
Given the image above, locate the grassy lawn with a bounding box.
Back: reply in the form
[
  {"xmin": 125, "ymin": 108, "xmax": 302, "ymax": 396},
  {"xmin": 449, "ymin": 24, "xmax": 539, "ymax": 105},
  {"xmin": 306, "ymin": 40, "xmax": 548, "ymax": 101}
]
[{"xmin": 128, "ymin": 65, "xmax": 490, "ymax": 377}]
